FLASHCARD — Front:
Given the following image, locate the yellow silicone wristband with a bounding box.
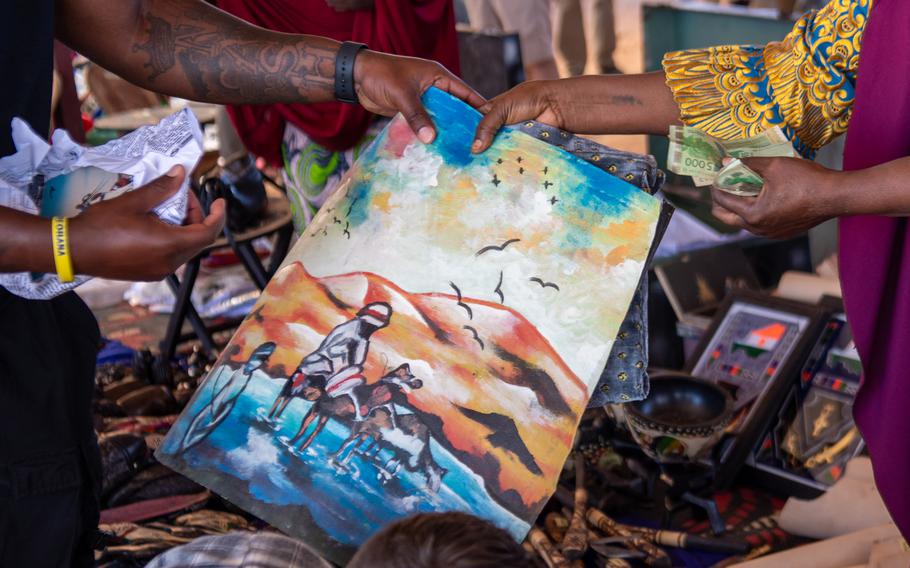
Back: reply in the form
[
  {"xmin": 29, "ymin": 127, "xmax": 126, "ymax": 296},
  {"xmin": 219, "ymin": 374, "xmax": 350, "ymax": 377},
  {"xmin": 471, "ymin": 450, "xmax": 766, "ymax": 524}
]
[{"xmin": 51, "ymin": 216, "xmax": 75, "ymax": 283}]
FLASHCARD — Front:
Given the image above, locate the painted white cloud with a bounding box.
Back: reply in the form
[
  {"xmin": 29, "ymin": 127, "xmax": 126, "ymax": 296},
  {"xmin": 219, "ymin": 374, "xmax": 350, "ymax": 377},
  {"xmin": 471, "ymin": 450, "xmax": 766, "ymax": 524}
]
[{"xmin": 227, "ymin": 429, "xmax": 281, "ymax": 477}]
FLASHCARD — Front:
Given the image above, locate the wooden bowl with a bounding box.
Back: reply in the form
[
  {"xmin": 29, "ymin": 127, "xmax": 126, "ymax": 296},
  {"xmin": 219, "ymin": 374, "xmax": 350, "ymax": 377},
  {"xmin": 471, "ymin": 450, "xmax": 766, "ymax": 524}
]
[{"xmin": 624, "ymin": 371, "xmax": 733, "ymax": 463}]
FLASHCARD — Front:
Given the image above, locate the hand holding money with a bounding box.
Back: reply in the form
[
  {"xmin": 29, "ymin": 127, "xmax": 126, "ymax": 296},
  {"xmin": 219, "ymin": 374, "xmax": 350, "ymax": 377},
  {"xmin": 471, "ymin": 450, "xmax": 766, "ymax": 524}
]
[
  {"xmin": 667, "ymin": 125, "xmax": 800, "ymax": 196},
  {"xmin": 709, "ymin": 156, "xmax": 839, "ymax": 239}
]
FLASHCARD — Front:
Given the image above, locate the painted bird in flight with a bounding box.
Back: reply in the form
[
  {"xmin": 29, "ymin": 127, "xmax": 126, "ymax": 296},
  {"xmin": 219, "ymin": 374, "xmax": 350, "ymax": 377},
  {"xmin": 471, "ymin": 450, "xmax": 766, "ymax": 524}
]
[
  {"xmin": 475, "ymin": 238, "xmax": 520, "ymax": 257},
  {"xmin": 449, "ymin": 282, "xmax": 474, "ymax": 320},
  {"xmin": 463, "ymin": 325, "xmax": 485, "ymax": 350},
  {"xmin": 494, "ymin": 271, "xmax": 505, "ymax": 304},
  {"xmin": 529, "ymin": 277, "xmax": 560, "ymax": 291}
]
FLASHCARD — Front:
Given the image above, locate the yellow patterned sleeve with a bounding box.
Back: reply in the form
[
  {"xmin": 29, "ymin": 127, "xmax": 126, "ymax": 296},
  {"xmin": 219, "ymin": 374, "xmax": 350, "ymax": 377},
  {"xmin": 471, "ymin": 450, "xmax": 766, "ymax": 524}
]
[{"xmin": 662, "ymin": 0, "xmax": 871, "ymax": 156}]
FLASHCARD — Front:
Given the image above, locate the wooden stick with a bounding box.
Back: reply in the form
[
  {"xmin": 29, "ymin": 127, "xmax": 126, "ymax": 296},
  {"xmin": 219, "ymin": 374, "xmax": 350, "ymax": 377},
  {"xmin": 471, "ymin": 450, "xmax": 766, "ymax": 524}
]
[
  {"xmin": 585, "ymin": 527, "xmax": 633, "ymax": 568},
  {"xmin": 630, "ymin": 526, "xmax": 750, "ymax": 554},
  {"xmin": 561, "ymin": 453, "xmax": 589, "ymax": 560},
  {"xmin": 528, "ymin": 527, "xmax": 582, "ymax": 568},
  {"xmin": 555, "ymin": 487, "xmax": 671, "ymax": 568},
  {"xmin": 544, "ymin": 512, "xmax": 569, "ymax": 543},
  {"xmin": 587, "ymin": 508, "xmax": 672, "ymax": 568},
  {"xmin": 555, "ymin": 484, "xmax": 748, "ymax": 554}
]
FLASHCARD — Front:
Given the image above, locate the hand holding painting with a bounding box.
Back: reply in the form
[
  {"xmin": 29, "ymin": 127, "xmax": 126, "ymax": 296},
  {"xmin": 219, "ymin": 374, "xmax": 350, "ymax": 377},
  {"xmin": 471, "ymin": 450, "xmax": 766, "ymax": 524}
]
[{"xmin": 157, "ymin": 88, "xmax": 665, "ymax": 564}]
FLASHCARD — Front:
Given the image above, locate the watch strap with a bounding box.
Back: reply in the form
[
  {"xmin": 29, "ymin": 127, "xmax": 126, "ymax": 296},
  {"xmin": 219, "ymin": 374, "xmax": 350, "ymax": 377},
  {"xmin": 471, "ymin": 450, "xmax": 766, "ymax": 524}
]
[{"xmin": 334, "ymin": 41, "xmax": 367, "ymax": 104}]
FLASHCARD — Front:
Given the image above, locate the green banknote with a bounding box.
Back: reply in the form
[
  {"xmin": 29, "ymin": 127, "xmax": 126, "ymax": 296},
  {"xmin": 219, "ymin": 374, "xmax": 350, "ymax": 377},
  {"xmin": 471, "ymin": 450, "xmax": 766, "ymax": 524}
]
[
  {"xmin": 667, "ymin": 126, "xmax": 726, "ymax": 181},
  {"xmin": 667, "ymin": 125, "xmax": 798, "ymax": 195},
  {"xmin": 713, "ymin": 159, "xmax": 763, "ymax": 196}
]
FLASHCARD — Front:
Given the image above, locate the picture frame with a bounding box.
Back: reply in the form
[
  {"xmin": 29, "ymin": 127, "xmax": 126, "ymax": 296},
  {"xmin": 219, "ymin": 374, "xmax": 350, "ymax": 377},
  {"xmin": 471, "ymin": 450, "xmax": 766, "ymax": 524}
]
[
  {"xmin": 748, "ymin": 296, "xmax": 865, "ymax": 497},
  {"xmin": 685, "ymin": 290, "xmax": 826, "ymax": 486},
  {"xmin": 654, "ymin": 244, "xmax": 761, "ymax": 329}
]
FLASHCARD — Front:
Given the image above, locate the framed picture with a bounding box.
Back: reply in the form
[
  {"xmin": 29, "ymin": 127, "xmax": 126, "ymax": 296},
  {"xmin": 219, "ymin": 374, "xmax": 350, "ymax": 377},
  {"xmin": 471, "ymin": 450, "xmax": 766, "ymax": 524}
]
[
  {"xmin": 749, "ymin": 296, "xmax": 865, "ymax": 496},
  {"xmin": 685, "ymin": 290, "xmax": 826, "ymax": 485},
  {"xmin": 655, "ymin": 244, "xmax": 761, "ymax": 328}
]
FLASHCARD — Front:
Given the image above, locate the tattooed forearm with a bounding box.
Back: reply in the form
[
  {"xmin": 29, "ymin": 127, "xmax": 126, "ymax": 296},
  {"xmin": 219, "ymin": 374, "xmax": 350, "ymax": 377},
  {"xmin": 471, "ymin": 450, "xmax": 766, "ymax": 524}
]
[
  {"xmin": 132, "ymin": 1, "xmax": 338, "ymax": 103},
  {"xmin": 605, "ymin": 95, "xmax": 644, "ymax": 107}
]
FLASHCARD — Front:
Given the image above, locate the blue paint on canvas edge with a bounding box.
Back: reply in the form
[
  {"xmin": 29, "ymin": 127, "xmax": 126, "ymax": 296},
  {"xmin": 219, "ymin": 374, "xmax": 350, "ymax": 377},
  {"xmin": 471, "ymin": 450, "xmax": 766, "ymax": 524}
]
[{"xmin": 420, "ymin": 87, "xmax": 658, "ymax": 213}]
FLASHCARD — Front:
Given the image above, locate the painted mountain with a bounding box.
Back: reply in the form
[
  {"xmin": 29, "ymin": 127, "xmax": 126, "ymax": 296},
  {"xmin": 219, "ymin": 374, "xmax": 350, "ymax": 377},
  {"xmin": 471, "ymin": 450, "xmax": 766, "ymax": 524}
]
[
  {"xmin": 158, "ymin": 87, "xmax": 663, "ymax": 564},
  {"xmin": 214, "ymin": 263, "xmax": 583, "ymax": 515}
]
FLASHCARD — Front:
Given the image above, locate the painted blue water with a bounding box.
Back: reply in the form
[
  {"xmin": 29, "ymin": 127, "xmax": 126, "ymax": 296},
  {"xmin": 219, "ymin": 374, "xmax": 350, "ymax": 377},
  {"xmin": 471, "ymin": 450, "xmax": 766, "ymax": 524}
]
[{"xmin": 159, "ymin": 367, "xmax": 529, "ymax": 547}]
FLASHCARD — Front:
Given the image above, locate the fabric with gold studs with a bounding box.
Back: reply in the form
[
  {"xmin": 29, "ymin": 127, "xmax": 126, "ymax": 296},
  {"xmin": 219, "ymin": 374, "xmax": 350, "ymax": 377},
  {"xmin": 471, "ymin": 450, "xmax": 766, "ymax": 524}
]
[{"xmin": 517, "ymin": 120, "xmax": 660, "ymax": 405}]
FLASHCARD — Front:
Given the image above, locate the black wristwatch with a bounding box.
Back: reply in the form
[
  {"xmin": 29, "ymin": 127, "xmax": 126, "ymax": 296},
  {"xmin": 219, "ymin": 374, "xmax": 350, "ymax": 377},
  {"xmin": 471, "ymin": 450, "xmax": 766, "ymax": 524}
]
[{"xmin": 335, "ymin": 41, "xmax": 368, "ymax": 104}]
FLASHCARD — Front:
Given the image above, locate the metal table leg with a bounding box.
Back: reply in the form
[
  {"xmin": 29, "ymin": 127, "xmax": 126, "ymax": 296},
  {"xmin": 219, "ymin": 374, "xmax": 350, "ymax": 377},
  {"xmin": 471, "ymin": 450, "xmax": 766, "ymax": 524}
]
[
  {"xmin": 233, "ymin": 240, "xmax": 269, "ymax": 290},
  {"xmin": 267, "ymin": 223, "xmax": 294, "ymax": 277},
  {"xmin": 159, "ymin": 258, "xmax": 217, "ymax": 363}
]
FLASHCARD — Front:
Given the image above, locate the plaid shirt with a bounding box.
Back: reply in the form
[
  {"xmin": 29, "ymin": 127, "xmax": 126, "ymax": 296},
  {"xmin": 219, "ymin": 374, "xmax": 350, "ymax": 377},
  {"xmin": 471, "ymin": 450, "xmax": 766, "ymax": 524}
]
[{"xmin": 146, "ymin": 531, "xmax": 333, "ymax": 568}]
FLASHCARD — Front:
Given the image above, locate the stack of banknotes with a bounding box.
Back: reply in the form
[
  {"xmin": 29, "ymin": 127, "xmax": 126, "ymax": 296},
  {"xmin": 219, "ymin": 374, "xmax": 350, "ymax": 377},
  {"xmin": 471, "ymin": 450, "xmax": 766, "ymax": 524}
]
[{"xmin": 667, "ymin": 125, "xmax": 799, "ymax": 196}]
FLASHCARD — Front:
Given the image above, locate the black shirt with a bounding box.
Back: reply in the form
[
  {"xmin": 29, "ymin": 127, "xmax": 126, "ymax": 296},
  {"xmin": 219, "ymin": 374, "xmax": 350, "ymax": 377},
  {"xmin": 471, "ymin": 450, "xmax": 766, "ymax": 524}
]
[
  {"xmin": 0, "ymin": 5, "xmax": 101, "ymax": 566},
  {"xmin": 0, "ymin": 0, "xmax": 100, "ymax": 466},
  {"xmin": 0, "ymin": 0, "xmax": 55, "ymax": 156}
]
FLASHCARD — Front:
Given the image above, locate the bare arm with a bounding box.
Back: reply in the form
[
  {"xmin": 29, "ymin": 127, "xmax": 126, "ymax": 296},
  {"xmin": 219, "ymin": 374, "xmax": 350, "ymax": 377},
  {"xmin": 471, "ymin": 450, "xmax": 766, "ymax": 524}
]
[
  {"xmin": 56, "ymin": 0, "xmax": 340, "ymax": 105},
  {"xmin": 0, "ymin": 209, "xmax": 53, "ymax": 273},
  {"xmin": 0, "ymin": 0, "xmax": 482, "ymax": 280},
  {"xmin": 836, "ymin": 157, "xmax": 910, "ymax": 217},
  {"xmin": 55, "ymin": 0, "xmax": 483, "ymax": 137},
  {"xmin": 473, "ymin": 72, "xmax": 680, "ymax": 152}
]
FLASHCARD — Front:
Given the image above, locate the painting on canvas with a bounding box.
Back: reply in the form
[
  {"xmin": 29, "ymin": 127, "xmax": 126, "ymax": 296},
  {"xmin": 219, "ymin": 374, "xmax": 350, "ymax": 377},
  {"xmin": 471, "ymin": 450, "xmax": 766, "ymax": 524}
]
[{"xmin": 157, "ymin": 88, "xmax": 663, "ymax": 563}]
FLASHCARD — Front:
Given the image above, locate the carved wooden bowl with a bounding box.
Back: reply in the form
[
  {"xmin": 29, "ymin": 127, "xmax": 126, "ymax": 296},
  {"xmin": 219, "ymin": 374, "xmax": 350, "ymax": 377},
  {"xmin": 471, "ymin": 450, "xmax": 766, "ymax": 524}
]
[{"xmin": 624, "ymin": 372, "xmax": 733, "ymax": 463}]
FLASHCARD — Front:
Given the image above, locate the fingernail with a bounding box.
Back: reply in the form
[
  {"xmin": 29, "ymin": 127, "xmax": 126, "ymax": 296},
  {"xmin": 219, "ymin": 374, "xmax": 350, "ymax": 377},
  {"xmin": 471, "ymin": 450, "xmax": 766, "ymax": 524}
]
[
  {"xmin": 721, "ymin": 157, "xmax": 732, "ymax": 166},
  {"xmin": 166, "ymin": 165, "xmax": 183, "ymax": 177},
  {"xmin": 472, "ymin": 140, "xmax": 482, "ymax": 153},
  {"xmin": 418, "ymin": 127, "xmax": 434, "ymax": 144}
]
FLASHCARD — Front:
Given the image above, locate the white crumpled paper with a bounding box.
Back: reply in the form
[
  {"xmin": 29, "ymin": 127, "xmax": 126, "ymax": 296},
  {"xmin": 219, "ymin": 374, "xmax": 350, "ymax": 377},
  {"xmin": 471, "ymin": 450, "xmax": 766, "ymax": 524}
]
[{"xmin": 0, "ymin": 108, "xmax": 203, "ymax": 300}]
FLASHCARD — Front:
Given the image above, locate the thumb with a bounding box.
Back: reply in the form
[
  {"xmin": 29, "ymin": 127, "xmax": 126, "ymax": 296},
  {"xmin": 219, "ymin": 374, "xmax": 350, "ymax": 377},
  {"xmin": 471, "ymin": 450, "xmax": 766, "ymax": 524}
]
[
  {"xmin": 177, "ymin": 197, "xmax": 226, "ymax": 250},
  {"xmin": 396, "ymin": 91, "xmax": 436, "ymax": 144},
  {"xmin": 119, "ymin": 165, "xmax": 186, "ymax": 212},
  {"xmin": 472, "ymin": 98, "xmax": 510, "ymax": 153}
]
